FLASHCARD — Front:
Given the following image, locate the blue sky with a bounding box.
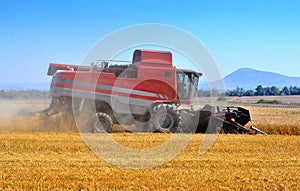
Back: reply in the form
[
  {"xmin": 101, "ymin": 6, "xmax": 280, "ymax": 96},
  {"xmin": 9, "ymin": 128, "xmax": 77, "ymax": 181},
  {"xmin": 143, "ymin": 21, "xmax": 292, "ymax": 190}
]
[{"xmin": 0, "ymin": 0, "xmax": 299, "ymax": 83}]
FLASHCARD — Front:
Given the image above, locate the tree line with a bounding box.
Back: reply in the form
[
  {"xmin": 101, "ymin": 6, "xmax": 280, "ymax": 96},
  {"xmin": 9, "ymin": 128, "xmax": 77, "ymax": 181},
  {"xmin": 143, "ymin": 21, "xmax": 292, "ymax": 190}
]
[
  {"xmin": 198, "ymin": 85, "xmax": 300, "ymax": 97},
  {"xmin": 0, "ymin": 89, "xmax": 50, "ymax": 99},
  {"xmin": 1, "ymin": 85, "xmax": 300, "ymax": 99}
]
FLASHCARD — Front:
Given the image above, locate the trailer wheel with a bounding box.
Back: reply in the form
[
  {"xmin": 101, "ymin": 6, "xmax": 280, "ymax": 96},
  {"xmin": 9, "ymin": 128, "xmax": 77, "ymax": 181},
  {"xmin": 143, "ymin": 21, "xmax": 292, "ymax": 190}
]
[
  {"xmin": 91, "ymin": 112, "xmax": 113, "ymax": 133},
  {"xmin": 151, "ymin": 104, "xmax": 182, "ymax": 133}
]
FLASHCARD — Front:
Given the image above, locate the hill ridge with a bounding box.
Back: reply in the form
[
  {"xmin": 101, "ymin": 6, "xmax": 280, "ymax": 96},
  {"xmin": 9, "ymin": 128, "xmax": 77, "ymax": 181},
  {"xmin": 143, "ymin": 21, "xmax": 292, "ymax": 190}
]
[{"xmin": 200, "ymin": 68, "xmax": 300, "ymax": 90}]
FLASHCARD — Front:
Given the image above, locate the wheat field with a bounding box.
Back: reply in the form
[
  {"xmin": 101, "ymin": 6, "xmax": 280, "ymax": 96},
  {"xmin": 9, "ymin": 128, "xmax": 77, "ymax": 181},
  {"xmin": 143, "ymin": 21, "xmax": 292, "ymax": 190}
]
[
  {"xmin": 245, "ymin": 106, "xmax": 300, "ymax": 135},
  {"xmin": 0, "ymin": 133, "xmax": 299, "ymax": 190},
  {"xmin": 0, "ymin": 98, "xmax": 299, "ymax": 190}
]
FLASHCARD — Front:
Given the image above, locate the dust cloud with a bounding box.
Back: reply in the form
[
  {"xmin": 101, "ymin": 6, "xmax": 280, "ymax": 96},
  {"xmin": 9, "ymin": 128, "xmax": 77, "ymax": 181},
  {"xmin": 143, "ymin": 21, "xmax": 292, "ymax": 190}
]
[{"xmin": 0, "ymin": 99, "xmax": 77, "ymax": 132}]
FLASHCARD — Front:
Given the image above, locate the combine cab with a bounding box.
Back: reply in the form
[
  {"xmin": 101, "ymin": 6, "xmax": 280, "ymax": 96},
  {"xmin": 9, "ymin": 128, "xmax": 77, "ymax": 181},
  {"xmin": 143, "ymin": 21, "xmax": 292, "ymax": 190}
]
[{"xmin": 44, "ymin": 49, "xmax": 266, "ymax": 135}]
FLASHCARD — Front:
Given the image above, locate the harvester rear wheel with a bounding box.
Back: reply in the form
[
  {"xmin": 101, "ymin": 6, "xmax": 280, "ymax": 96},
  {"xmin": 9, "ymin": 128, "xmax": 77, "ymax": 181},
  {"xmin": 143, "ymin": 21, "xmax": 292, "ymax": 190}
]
[{"xmin": 90, "ymin": 112, "xmax": 113, "ymax": 133}]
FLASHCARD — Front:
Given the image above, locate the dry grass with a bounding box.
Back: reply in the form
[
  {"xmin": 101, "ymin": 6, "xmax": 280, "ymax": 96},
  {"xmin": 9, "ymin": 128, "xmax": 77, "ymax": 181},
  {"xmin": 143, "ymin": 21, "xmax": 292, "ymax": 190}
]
[
  {"xmin": 0, "ymin": 98, "xmax": 299, "ymax": 135},
  {"xmin": 221, "ymin": 95, "xmax": 300, "ymax": 105},
  {"xmin": 0, "ymin": 133, "xmax": 299, "ymax": 190},
  {"xmin": 196, "ymin": 95, "xmax": 300, "ymax": 106},
  {"xmin": 0, "ymin": 99, "xmax": 299, "ymax": 190},
  {"xmin": 245, "ymin": 106, "xmax": 300, "ymax": 135}
]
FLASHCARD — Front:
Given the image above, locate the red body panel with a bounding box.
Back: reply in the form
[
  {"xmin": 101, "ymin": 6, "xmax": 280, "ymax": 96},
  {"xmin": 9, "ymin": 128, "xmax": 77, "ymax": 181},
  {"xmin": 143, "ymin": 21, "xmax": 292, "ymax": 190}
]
[
  {"xmin": 51, "ymin": 61, "xmax": 177, "ymax": 102},
  {"xmin": 49, "ymin": 50, "xmax": 196, "ymax": 109},
  {"xmin": 139, "ymin": 50, "xmax": 172, "ymax": 64}
]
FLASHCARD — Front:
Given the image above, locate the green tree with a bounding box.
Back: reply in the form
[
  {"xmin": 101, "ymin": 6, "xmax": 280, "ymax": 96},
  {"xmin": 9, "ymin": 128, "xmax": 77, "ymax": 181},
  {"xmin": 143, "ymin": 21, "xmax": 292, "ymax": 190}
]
[
  {"xmin": 255, "ymin": 85, "xmax": 264, "ymax": 96},
  {"xmin": 289, "ymin": 86, "xmax": 298, "ymax": 95},
  {"xmin": 280, "ymin": 86, "xmax": 290, "ymax": 95},
  {"xmin": 243, "ymin": 90, "xmax": 255, "ymax": 96},
  {"xmin": 268, "ymin": 86, "xmax": 280, "ymax": 95}
]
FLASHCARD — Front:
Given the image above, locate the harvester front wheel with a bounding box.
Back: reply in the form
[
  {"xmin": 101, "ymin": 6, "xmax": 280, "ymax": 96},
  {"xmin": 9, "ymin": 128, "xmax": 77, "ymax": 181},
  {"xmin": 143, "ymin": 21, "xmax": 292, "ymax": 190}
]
[
  {"xmin": 91, "ymin": 112, "xmax": 113, "ymax": 133},
  {"xmin": 151, "ymin": 104, "xmax": 182, "ymax": 133}
]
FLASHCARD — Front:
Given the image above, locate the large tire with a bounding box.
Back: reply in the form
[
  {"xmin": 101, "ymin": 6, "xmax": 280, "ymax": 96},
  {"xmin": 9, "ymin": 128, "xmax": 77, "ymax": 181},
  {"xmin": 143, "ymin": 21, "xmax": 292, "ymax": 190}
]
[
  {"xmin": 151, "ymin": 104, "xmax": 182, "ymax": 133},
  {"xmin": 90, "ymin": 112, "xmax": 113, "ymax": 133}
]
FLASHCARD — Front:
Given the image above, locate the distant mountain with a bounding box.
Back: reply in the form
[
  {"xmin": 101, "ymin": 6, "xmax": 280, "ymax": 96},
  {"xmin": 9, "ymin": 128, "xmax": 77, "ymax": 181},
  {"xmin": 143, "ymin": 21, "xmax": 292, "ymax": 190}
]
[
  {"xmin": 0, "ymin": 82, "xmax": 51, "ymax": 90},
  {"xmin": 200, "ymin": 68, "xmax": 300, "ymax": 90}
]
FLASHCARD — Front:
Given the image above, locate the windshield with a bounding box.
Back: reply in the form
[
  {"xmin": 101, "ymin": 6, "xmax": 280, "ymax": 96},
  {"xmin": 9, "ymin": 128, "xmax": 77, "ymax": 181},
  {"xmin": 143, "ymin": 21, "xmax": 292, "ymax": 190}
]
[{"xmin": 177, "ymin": 71, "xmax": 199, "ymax": 100}]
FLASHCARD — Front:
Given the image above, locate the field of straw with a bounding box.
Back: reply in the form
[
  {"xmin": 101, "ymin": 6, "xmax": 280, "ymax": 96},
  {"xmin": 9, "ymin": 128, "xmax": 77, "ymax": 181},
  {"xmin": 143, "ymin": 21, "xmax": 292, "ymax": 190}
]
[
  {"xmin": 245, "ymin": 106, "xmax": 300, "ymax": 135},
  {"xmin": 0, "ymin": 133, "xmax": 299, "ymax": 190},
  {"xmin": 0, "ymin": 98, "xmax": 299, "ymax": 190}
]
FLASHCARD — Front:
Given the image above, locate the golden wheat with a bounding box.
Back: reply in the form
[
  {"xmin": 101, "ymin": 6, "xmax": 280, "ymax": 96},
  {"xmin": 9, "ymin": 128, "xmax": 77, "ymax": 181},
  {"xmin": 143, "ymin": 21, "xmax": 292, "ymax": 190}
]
[
  {"xmin": 245, "ymin": 106, "xmax": 300, "ymax": 135},
  {"xmin": 0, "ymin": 98, "xmax": 299, "ymax": 190},
  {"xmin": 0, "ymin": 133, "xmax": 299, "ymax": 190}
]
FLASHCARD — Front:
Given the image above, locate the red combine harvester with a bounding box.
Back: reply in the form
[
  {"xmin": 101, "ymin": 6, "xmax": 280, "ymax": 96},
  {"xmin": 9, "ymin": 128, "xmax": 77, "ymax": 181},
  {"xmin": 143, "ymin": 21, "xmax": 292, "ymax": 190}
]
[{"xmin": 45, "ymin": 49, "xmax": 266, "ymax": 134}]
